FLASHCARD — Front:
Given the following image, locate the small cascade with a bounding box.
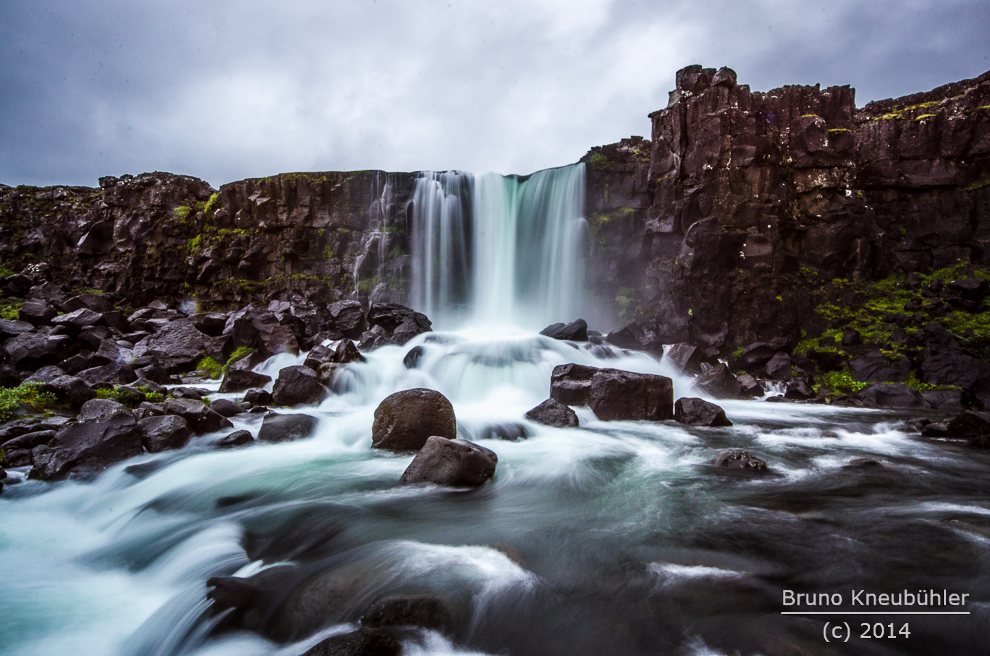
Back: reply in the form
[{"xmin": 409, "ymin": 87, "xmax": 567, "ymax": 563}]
[
  {"xmin": 353, "ymin": 172, "xmax": 408, "ymax": 303},
  {"xmin": 409, "ymin": 163, "xmax": 587, "ymax": 330}
]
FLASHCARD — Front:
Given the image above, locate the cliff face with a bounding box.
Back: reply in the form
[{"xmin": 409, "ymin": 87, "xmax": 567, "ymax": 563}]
[
  {"xmin": 0, "ymin": 171, "xmax": 416, "ymax": 309},
  {"xmin": 2, "ymin": 66, "xmax": 989, "ymax": 353},
  {"xmin": 585, "ymin": 65, "xmax": 990, "ymax": 349}
]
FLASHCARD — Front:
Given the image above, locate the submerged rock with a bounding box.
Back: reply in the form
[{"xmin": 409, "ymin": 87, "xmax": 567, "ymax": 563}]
[
  {"xmin": 371, "ymin": 388, "xmax": 456, "ymax": 452},
  {"xmin": 301, "ymin": 627, "xmax": 401, "ymax": 656},
  {"xmin": 215, "ymin": 429, "xmax": 254, "ymax": 448},
  {"xmin": 360, "ymin": 594, "xmax": 458, "ymax": 634},
  {"xmin": 139, "ymin": 415, "xmax": 192, "ymax": 453},
  {"xmin": 257, "ymin": 412, "xmax": 318, "ymax": 443},
  {"xmin": 712, "ymin": 450, "xmax": 768, "ymax": 472},
  {"xmin": 540, "ymin": 319, "xmax": 588, "ymax": 341},
  {"xmin": 550, "ymin": 364, "xmax": 674, "ymax": 421},
  {"xmin": 674, "ymin": 397, "xmax": 732, "ymax": 427},
  {"xmin": 400, "ymin": 436, "xmax": 497, "ymax": 487},
  {"xmin": 525, "ymin": 398, "xmax": 579, "ymax": 428},
  {"xmin": 692, "ymin": 364, "xmax": 742, "ymax": 400}
]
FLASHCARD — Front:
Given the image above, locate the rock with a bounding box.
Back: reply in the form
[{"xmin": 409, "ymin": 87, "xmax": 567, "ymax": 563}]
[
  {"xmin": 921, "ymin": 390, "xmax": 965, "ymax": 410},
  {"xmin": 272, "ymin": 365, "xmax": 328, "ymax": 406},
  {"xmin": 134, "ymin": 362, "xmax": 178, "ymax": 385},
  {"xmin": 855, "ymin": 384, "xmax": 929, "ymax": 409},
  {"xmin": 79, "ymin": 398, "xmax": 131, "ymax": 421},
  {"xmin": 243, "ymin": 388, "xmax": 274, "ymax": 406},
  {"xmin": 30, "ymin": 413, "xmax": 145, "ymax": 480},
  {"xmin": 674, "ymin": 397, "xmax": 732, "ymax": 427},
  {"xmin": 219, "ymin": 369, "xmax": 272, "ymax": 393},
  {"xmin": 540, "ymin": 319, "xmax": 589, "ymax": 341},
  {"xmin": 303, "ymin": 343, "xmax": 335, "ymax": 370},
  {"xmin": 736, "ymin": 373, "xmax": 764, "ymax": 398},
  {"xmin": 301, "ymin": 627, "xmax": 401, "ymax": 656},
  {"xmin": 588, "ymin": 368, "xmax": 674, "ymax": 421},
  {"xmin": 524, "ymin": 398, "xmax": 579, "ymax": 428},
  {"xmin": 402, "ymin": 345, "xmax": 425, "ymax": 369},
  {"xmin": 712, "ymin": 450, "xmax": 768, "ymax": 472},
  {"xmin": 210, "ymin": 398, "xmax": 245, "ymax": 417},
  {"xmin": 24, "ymin": 365, "xmax": 67, "ymax": 384},
  {"xmin": 257, "ymin": 412, "xmax": 319, "ymax": 443},
  {"xmin": 216, "ymin": 430, "xmax": 254, "ymax": 448},
  {"xmin": 17, "ymin": 299, "xmax": 57, "ymax": 326},
  {"xmin": 734, "ymin": 340, "xmax": 790, "ymax": 373},
  {"xmin": 1, "ymin": 430, "xmax": 57, "ymax": 467},
  {"xmin": 842, "ymin": 329, "xmax": 863, "ymax": 347},
  {"xmin": 371, "ymin": 388, "xmax": 457, "ymax": 452},
  {"xmin": 190, "ymin": 312, "xmax": 229, "ymax": 337},
  {"xmin": 664, "ymin": 343, "xmax": 705, "ymax": 375},
  {"xmin": 605, "ymin": 321, "xmax": 663, "ymax": 355},
  {"xmin": 711, "ymin": 66, "xmax": 737, "ymax": 88},
  {"xmin": 763, "ymin": 352, "xmax": 793, "ymax": 380},
  {"xmin": 171, "ymin": 386, "xmax": 205, "ymax": 400},
  {"xmin": 225, "ymin": 308, "xmax": 300, "ymax": 358},
  {"xmin": 334, "ymin": 338, "xmax": 365, "ymax": 364},
  {"xmin": 39, "ymin": 375, "xmax": 95, "ymax": 407},
  {"xmin": 692, "ymin": 364, "xmax": 743, "ymax": 399},
  {"xmin": 51, "ymin": 308, "xmax": 105, "ymax": 331},
  {"xmin": 0, "ymin": 318, "xmax": 35, "ymax": 340},
  {"xmin": 549, "ymin": 363, "xmax": 599, "ymax": 406},
  {"xmin": 139, "ymin": 415, "xmax": 193, "ymax": 452},
  {"xmin": 785, "ymin": 377, "xmax": 816, "ymax": 400},
  {"xmin": 945, "ymin": 411, "xmax": 990, "ymax": 438},
  {"xmin": 843, "ymin": 458, "xmax": 884, "ymax": 469},
  {"xmin": 849, "ymin": 350, "xmax": 911, "ymax": 382},
  {"xmin": 164, "ymin": 398, "xmax": 233, "ymax": 434},
  {"xmin": 367, "ymin": 304, "xmax": 432, "ymax": 344},
  {"xmin": 400, "ymin": 436, "xmax": 497, "ymax": 487},
  {"xmin": 360, "ymin": 594, "xmax": 458, "ymax": 634},
  {"xmin": 0, "ymin": 364, "xmax": 19, "ymax": 388},
  {"xmin": 132, "ymin": 319, "xmax": 215, "ymax": 373},
  {"xmin": 329, "ymin": 300, "xmax": 366, "ymax": 338},
  {"xmin": 76, "ymin": 362, "xmax": 138, "ymax": 386},
  {"xmin": 4, "ymin": 332, "xmax": 74, "ymax": 369},
  {"xmin": 475, "ymin": 422, "xmax": 529, "ymax": 441}
]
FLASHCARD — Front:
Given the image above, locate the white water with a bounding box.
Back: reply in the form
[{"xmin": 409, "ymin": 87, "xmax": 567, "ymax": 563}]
[
  {"xmin": 411, "ymin": 164, "xmax": 587, "ymax": 329},
  {"xmin": 2, "ymin": 166, "xmax": 989, "ymax": 656}
]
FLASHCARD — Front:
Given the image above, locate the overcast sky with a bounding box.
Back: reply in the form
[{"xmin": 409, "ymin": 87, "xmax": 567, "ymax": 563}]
[{"xmin": 2, "ymin": 0, "xmax": 988, "ymax": 188}]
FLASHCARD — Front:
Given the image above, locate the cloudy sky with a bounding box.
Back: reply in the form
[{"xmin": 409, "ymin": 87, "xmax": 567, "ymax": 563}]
[{"xmin": 2, "ymin": 0, "xmax": 988, "ymax": 188}]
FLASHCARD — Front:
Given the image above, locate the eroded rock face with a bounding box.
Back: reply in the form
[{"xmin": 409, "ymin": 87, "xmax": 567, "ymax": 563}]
[{"xmin": 371, "ymin": 388, "xmax": 456, "ymax": 452}]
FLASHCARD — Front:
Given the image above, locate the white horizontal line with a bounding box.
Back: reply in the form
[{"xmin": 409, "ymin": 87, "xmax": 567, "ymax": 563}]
[{"xmin": 781, "ymin": 611, "xmax": 971, "ymax": 615}]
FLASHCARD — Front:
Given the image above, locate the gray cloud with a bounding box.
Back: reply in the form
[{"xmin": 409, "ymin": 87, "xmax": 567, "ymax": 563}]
[{"xmin": 1, "ymin": 0, "xmax": 988, "ymax": 187}]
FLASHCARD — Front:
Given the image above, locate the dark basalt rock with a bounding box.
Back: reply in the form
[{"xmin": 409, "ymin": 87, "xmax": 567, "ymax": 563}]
[
  {"xmin": 606, "ymin": 321, "xmax": 663, "ymax": 355},
  {"xmin": 588, "ymin": 368, "xmax": 674, "ymax": 421},
  {"xmin": 257, "ymin": 412, "xmax": 318, "ymax": 443},
  {"xmin": 132, "ymin": 319, "xmax": 215, "ymax": 373},
  {"xmin": 692, "ymin": 364, "xmax": 743, "ymax": 400},
  {"xmin": 24, "ymin": 365, "xmax": 67, "ymax": 384},
  {"xmin": 272, "ymin": 365, "xmax": 328, "ymax": 406},
  {"xmin": 139, "ymin": 415, "xmax": 193, "ymax": 452},
  {"xmin": 400, "ymin": 436, "xmax": 497, "ymax": 487},
  {"xmin": 525, "ymin": 398, "xmax": 579, "ymax": 428},
  {"xmin": 371, "ymin": 388, "xmax": 456, "ymax": 452},
  {"xmin": 762, "ymin": 352, "xmax": 794, "ymax": 380},
  {"xmin": 210, "ymin": 398, "xmax": 245, "ymax": 418},
  {"xmin": 243, "ymin": 388, "xmax": 274, "ymax": 406},
  {"xmin": 945, "ymin": 411, "xmax": 990, "ymax": 438},
  {"xmin": 4, "ymin": 332, "xmax": 74, "ymax": 369},
  {"xmin": 849, "ymin": 350, "xmax": 912, "ymax": 383},
  {"xmin": 76, "ymin": 362, "xmax": 138, "ymax": 386},
  {"xmin": 329, "ymin": 300, "xmax": 366, "ymax": 338},
  {"xmin": 402, "ymin": 345, "xmax": 425, "ymax": 369},
  {"xmin": 712, "ymin": 450, "xmax": 768, "ymax": 472},
  {"xmin": 855, "ymin": 383, "xmax": 929, "ymax": 409},
  {"xmin": 367, "ymin": 304, "xmax": 432, "ymax": 345},
  {"xmin": 17, "ymin": 299, "xmax": 57, "ymax": 326},
  {"xmin": 549, "ymin": 363, "xmax": 599, "ymax": 406},
  {"xmin": 2, "ymin": 430, "xmax": 58, "ymax": 467},
  {"xmin": 674, "ymin": 397, "xmax": 732, "ymax": 427},
  {"xmin": 219, "ymin": 369, "xmax": 272, "ymax": 393},
  {"xmin": 335, "ymin": 338, "xmax": 365, "ymax": 364},
  {"xmin": 79, "ymin": 398, "xmax": 131, "ymax": 421},
  {"xmin": 736, "ymin": 373, "xmax": 764, "ymax": 398},
  {"xmin": 301, "ymin": 627, "xmax": 401, "ymax": 656},
  {"xmin": 785, "ymin": 377, "xmax": 817, "ymax": 400},
  {"xmin": 164, "ymin": 398, "xmax": 233, "ymax": 434},
  {"xmin": 0, "ymin": 319, "xmax": 35, "ymax": 340},
  {"xmin": 734, "ymin": 340, "xmax": 790, "ymax": 373},
  {"xmin": 360, "ymin": 594, "xmax": 458, "ymax": 634},
  {"xmin": 664, "ymin": 343, "xmax": 706, "ymax": 375},
  {"xmin": 216, "ymin": 429, "xmax": 254, "ymax": 448},
  {"xmin": 50, "ymin": 308, "xmax": 105, "ymax": 331},
  {"xmin": 30, "ymin": 413, "xmax": 145, "ymax": 480},
  {"xmin": 540, "ymin": 319, "xmax": 589, "ymax": 341}
]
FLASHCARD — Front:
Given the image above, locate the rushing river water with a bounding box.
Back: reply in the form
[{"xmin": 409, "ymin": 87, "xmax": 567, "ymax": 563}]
[{"xmin": 2, "ymin": 328, "xmax": 989, "ymax": 656}]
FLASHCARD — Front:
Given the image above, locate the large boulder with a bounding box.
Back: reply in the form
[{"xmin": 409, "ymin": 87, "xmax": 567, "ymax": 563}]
[
  {"xmin": 272, "ymin": 365, "xmax": 329, "ymax": 406},
  {"xmin": 371, "ymin": 388, "xmax": 457, "ymax": 452},
  {"xmin": 360, "ymin": 594, "xmax": 458, "ymax": 634},
  {"xmin": 164, "ymin": 398, "xmax": 233, "ymax": 434},
  {"xmin": 855, "ymin": 384, "xmax": 929, "ymax": 409},
  {"xmin": 549, "ymin": 364, "xmax": 599, "ymax": 406},
  {"xmin": 257, "ymin": 412, "xmax": 319, "ymax": 443},
  {"xmin": 219, "ymin": 369, "xmax": 272, "ymax": 393},
  {"xmin": 524, "ymin": 398, "xmax": 579, "ymax": 428},
  {"xmin": 76, "ymin": 362, "xmax": 138, "ymax": 386},
  {"xmin": 367, "ymin": 304, "xmax": 432, "ymax": 345},
  {"xmin": 664, "ymin": 343, "xmax": 706, "ymax": 375},
  {"xmin": 692, "ymin": 364, "xmax": 743, "ymax": 399},
  {"xmin": 17, "ymin": 299, "xmax": 57, "ymax": 326},
  {"xmin": 4, "ymin": 332, "xmax": 74, "ymax": 369},
  {"xmin": 734, "ymin": 340, "xmax": 790, "ymax": 373},
  {"xmin": 50, "ymin": 308, "xmax": 105, "ymax": 331},
  {"xmin": 225, "ymin": 307, "xmax": 300, "ymax": 358},
  {"xmin": 849, "ymin": 350, "xmax": 911, "ymax": 383},
  {"xmin": 605, "ymin": 321, "xmax": 663, "ymax": 355},
  {"xmin": 132, "ymin": 319, "xmax": 214, "ymax": 373},
  {"xmin": 30, "ymin": 414, "xmax": 145, "ymax": 480},
  {"xmin": 674, "ymin": 397, "xmax": 732, "ymax": 427},
  {"xmin": 329, "ymin": 300, "xmax": 366, "ymax": 338},
  {"xmin": 399, "ymin": 436, "xmax": 497, "ymax": 487},
  {"xmin": 301, "ymin": 627, "xmax": 400, "ymax": 656},
  {"xmin": 79, "ymin": 398, "xmax": 131, "ymax": 421},
  {"xmin": 540, "ymin": 319, "xmax": 588, "ymax": 341},
  {"xmin": 40, "ymin": 375, "xmax": 95, "ymax": 407},
  {"xmin": 588, "ymin": 368, "xmax": 674, "ymax": 421},
  {"xmin": 139, "ymin": 415, "xmax": 193, "ymax": 452}
]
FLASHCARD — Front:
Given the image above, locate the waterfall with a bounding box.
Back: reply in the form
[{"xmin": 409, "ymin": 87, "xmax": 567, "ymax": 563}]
[{"xmin": 410, "ymin": 163, "xmax": 587, "ymax": 329}]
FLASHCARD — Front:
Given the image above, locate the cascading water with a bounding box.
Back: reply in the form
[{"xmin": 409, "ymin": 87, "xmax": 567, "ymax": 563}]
[
  {"xmin": 2, "ymin": 160, "xmax": 988, "ymax": 656},
  {"xmin": 411, "ymin": 164, "xmax": 587, "ymax": 329}
]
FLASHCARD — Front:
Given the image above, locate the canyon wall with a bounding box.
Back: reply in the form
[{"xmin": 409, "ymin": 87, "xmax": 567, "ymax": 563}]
[{"xmin": 2, "ymin": 66, "xmax": 989, "ymax": 354}]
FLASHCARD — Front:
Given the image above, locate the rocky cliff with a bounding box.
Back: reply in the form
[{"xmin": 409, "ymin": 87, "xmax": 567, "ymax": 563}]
[{"xmin": 2, "ymin": 66, "xmax": 990, "ymax": 390}]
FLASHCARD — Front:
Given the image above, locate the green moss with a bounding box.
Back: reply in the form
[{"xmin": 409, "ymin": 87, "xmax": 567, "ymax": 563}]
[
  {"xmin": 0, "ymin": 299, "xmax": 23, "ymax": 321},
  {"xmin": 195, "ymin": 356, "xmax": 223, "ymax": 379},
  {"xmin": 587, "ymin": 152, "xmax": 614, "ymax": 171},
  {"xmin": 0, "ymin": 383, "xmax": 61, "ymax": 422},
  {"xmin": 815, "ymin": 367, "xmax": 869, "ymax": 396},
  {"xmin": 221, "ymin": 347, "xmax": 255, "ymax": 377},
  {"xmin": 0, "ymin": 265, "xmax": 15, "ymax": 278},
  {"xmin": 356, "ymin": 274, "xmax": 382, "ymax": 295},
  {"xmin": 173, "ymin": 205, "xmax": 192, "ymax": 221},
  {"xmin": 964, "ymin": 179, "xmax": 990, "ymax": 192},
  {"xmin": 827, "ymin": 128, "xmax": 852, "ymax": 133},
  {"xmin": 914, "ymin": 114, "xmax": 936, "ymax": 122},
  {"xmin": 203, "ymin": 193, "xmax": 221, "ymax": 218}
]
